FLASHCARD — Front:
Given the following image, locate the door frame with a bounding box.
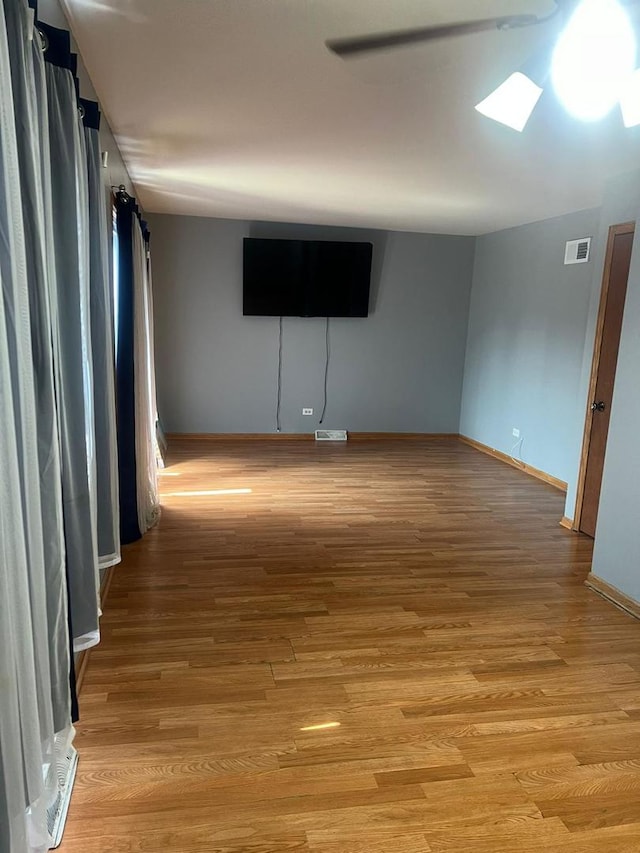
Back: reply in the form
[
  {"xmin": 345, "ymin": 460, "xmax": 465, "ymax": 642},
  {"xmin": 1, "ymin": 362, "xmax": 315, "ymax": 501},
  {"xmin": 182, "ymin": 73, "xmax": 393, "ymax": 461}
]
[{"xmin": 572, "ymin": 221, "xmax": 635, "ymax": 532}]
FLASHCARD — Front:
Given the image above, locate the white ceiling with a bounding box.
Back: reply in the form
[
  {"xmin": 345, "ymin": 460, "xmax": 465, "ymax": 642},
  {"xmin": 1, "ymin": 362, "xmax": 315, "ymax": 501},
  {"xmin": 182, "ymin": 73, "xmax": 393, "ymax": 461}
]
[{"xmin": 62, "ymin": 0, "xmax": 640, "ymax": 234}]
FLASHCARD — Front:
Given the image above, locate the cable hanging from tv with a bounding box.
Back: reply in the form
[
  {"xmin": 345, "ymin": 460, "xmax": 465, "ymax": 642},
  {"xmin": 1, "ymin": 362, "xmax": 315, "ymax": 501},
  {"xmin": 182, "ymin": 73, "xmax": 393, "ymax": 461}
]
[
  {"xmin": 319, "ymin": 317, "xmax": 330, "ymax": 425},
  {"xmin": 275, "ymin": 317, "xmax": 283, "ymax": 433}
]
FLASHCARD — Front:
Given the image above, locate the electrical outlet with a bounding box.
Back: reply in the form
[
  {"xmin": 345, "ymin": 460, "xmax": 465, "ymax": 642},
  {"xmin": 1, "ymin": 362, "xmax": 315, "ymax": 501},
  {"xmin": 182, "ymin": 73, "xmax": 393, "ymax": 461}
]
[
  {"xmin": 512, "ymin": 428, "xmax": 520, "ymax": 439},
  {"xmin": 302, "ymin": 408, "xmax": 313, "ymax": 416}
]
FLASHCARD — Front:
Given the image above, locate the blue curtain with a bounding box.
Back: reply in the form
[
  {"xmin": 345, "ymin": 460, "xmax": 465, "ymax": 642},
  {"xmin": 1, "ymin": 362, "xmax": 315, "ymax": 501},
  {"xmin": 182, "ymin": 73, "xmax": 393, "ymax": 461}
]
[{"xmin": 115, "ymin": 193, "xmax": 142, "ymax": 544}]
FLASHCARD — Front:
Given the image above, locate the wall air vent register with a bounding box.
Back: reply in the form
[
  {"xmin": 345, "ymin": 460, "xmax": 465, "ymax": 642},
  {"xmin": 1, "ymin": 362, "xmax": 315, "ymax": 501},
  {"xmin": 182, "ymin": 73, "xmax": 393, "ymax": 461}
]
[{"xmin": 564, "ymin": 237, "xmax": 591, "ymax": 265}]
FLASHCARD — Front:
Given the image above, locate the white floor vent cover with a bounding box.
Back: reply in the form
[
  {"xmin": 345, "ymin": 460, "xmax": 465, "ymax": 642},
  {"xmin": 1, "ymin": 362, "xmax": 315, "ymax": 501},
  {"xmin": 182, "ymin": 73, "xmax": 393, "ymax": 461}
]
[
  {"xmin": 48, "ymin": 743, "xmax": 78, "ymax": 849},
  {"xmin": 315, "ymin": 429, "xmax": 347, "ymax": 441}
]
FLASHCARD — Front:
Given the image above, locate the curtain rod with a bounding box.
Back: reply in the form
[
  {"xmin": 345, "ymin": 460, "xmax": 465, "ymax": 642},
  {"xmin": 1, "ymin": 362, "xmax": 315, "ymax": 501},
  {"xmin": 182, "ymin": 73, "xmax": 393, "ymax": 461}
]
[{"xmin": 112, "ymin": 185, "xmax": 132, "ymax": 203}]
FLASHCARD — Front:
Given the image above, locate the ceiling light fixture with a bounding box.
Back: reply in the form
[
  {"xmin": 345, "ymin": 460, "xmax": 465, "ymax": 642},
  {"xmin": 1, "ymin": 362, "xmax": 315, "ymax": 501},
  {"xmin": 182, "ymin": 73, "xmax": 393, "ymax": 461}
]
[
  {"xmin": 475, "ymin": 71, "xmax": 544, "ymax": 132},
  {"xmin": 475, "ymin": 46, "xmax": 551, "ymax": 132},
  {"xmin": 551, "ymin": 0, "xmax": 636, "ymax": 121},
  {"xmin": 476, "ymin": 0, "xmax": 638, "ymax": 130},
  {"xmin": 619, "ymin": 67, "xmax": 640, "ymax": 126}
]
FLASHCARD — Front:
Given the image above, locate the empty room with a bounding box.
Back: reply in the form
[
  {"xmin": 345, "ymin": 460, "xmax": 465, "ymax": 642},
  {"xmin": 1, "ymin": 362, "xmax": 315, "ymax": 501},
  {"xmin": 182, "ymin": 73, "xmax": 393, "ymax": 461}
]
[{"xmin": 3, "ymin": 1, "xmax": 640, "ymax": 852}]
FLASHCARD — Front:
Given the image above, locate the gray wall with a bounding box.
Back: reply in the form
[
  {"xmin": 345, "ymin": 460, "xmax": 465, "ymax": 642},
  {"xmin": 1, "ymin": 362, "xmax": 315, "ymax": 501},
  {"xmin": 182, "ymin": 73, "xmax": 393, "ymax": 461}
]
[
  {"xmin": 459, "ymin": 207, "xmax": 601, "ymax": 486},
  {"xmin": 150, "ymin": 214, "xmax": 475, "ymax": 434},
  {"xmin": 563, "ymin": 170, "xmax": 640, "ymax": 520},
  {"xmin": 592, "ymin": 218, "xmax": 640, "ymax": 599},
  {"xmin": 589, "ymin": 172, "xmax": 640, "ymax": 601}
]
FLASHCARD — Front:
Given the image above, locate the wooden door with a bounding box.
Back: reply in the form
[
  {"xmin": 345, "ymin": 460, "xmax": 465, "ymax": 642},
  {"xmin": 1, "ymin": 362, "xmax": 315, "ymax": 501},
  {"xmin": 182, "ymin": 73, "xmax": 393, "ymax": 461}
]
[{"xmin": 578, "ymin": 223, "xmax": 634, "ymax": 538}]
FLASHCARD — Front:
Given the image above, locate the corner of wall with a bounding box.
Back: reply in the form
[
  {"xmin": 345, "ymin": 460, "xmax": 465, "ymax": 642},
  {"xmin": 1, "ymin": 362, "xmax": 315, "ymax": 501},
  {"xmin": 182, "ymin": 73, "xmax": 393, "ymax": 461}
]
[{"xmin": 459, "ymin": 207, "xmax": 602, "ymax": 493}]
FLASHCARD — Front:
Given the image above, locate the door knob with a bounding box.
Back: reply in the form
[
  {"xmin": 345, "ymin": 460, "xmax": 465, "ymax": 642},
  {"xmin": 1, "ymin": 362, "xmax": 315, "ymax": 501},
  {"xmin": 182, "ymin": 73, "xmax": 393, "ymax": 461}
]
[{"xmin": 591, "ymin": 401, "xmax": 606, "ymax": 412}]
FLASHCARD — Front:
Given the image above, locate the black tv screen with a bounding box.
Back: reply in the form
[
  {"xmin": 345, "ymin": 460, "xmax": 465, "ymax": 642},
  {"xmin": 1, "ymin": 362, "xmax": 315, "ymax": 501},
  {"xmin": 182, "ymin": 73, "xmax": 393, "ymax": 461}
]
[{"xmin": 243, "ymin": 238, "xmax": 372, "ymax": 317}]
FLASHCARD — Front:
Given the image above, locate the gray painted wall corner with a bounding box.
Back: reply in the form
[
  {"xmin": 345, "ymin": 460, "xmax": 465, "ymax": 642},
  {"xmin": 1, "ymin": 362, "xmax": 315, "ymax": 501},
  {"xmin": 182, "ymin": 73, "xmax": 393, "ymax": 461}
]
[
  {"xmin": 459, "ymin": 207, "xmax": 601, "ymax": 489},
  {"xmin": 563, "ymin": 170, "xmax": 640, "ymax": 522},
  {"xmin": 590, "ymin": 188, "xmax": 640, "ymax": 602}
]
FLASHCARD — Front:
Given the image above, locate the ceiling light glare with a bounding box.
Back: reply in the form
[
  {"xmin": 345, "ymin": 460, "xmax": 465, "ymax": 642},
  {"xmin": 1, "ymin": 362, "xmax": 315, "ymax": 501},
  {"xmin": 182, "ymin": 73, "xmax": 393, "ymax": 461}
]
[
  {"xmin": 551, "ymin": 0, "xmax": 636, "ymax": 121},
  {"xmin": 475, "ymin": 72, "xmax": 543, "ymax": 132},
  {"xmin": 620, "ymin": 68, "xmax": 640, "ymax": 127}
]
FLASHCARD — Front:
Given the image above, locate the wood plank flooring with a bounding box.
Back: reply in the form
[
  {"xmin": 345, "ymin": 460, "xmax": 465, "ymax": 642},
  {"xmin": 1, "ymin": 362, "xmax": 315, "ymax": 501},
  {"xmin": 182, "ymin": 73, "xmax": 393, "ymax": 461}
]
[{"xmin": 60, "ymin": 438, "xmax": 640, "ymax": 852}]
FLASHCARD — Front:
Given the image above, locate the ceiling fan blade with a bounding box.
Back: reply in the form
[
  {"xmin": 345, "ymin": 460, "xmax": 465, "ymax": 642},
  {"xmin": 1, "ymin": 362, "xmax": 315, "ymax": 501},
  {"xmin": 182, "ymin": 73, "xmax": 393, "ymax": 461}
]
[{"xmin": 326, "ymin": 13, "xmax": 556, "ymax": 58}]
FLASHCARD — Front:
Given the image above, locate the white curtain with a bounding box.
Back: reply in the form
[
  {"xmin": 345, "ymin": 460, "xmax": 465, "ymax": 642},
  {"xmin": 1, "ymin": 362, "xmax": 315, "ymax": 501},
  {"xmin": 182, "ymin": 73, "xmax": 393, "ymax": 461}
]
[
  {"xmin": 85, "ymin": 121, "xmax": 121, "ymax": 569},
  {"xmin": 1, "ymin": 2, "xmax": 160, "ymax": 846},
  {"xmin": 0, "ymin": 2, "xmax": 74, "ymax": 851},
  {"xmin": 132, "ymin": 216, "xmax": 160, "ymax": 533},
  {"xmin": 4, "ymin": 0, "xmax": 69, "ymax": 730}
]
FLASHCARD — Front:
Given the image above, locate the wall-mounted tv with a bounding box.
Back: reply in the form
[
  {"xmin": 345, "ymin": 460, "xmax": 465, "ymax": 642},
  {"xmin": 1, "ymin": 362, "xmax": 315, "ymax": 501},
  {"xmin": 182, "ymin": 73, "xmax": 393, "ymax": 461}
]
[{"xmin": 243, "ymin": 237, "xmax": 373, "ymax": 317}]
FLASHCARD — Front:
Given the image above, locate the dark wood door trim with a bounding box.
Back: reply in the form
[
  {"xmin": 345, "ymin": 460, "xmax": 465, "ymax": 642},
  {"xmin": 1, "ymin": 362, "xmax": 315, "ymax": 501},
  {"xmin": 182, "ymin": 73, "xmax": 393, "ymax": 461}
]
[{"xmin": 573, "ymin": 221, "xmax": 635, "ymax": 532}]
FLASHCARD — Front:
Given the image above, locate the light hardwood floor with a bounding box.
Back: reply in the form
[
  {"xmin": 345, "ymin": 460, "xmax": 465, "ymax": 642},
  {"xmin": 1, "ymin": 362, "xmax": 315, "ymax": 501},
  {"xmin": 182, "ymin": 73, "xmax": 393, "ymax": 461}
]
[{"xmin": 61, "ymin": 438, "xmax": 640, "ymax": 853}]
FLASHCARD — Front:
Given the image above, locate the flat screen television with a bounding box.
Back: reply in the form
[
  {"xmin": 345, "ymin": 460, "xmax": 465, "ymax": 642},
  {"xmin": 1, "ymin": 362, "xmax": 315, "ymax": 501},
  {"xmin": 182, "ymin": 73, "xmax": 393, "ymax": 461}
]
[{"xmin": 243, "ymin": 237, "xmax": 373, "ymax": 317}]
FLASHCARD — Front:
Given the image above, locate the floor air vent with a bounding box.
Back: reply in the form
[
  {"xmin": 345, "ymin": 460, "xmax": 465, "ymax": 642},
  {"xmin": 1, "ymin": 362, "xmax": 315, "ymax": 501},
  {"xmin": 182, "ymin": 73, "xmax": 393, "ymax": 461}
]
[
  {"xmin": 315, "ymin": 429, "xmax": 347, "ymax": 441},
  {"xmin": 47, "ymin": 742, "xmax": 78, "ymax": 848}
]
